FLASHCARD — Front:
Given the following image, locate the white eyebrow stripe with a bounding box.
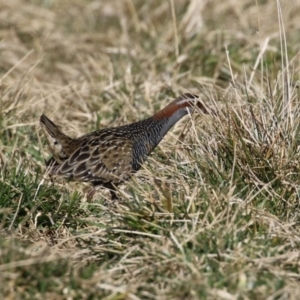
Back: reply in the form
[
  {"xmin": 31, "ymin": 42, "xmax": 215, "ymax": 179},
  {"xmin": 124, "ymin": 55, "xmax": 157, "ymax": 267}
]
[{"xmin": 176, "ymin": 97, "xmax": 199, "ymax": 105}]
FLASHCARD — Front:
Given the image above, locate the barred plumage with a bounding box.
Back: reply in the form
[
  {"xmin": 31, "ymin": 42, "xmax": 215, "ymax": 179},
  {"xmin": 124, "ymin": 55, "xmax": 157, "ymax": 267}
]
[{"xmin": 40, "ymin": 93, "xmax": 212, "ymax": 199}]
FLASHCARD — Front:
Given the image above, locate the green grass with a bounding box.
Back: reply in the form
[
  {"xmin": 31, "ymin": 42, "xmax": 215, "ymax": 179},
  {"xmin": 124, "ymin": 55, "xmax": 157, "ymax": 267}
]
[{"xmin": 1, "ymin": 0, "xmax": 300, "ymax": 299}]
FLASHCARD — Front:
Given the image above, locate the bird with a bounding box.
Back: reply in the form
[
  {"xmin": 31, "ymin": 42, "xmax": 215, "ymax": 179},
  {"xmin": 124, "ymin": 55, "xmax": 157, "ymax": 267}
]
[{"xmin": 40, "ymin": 93, "xmax": 213, "ymax": 200}]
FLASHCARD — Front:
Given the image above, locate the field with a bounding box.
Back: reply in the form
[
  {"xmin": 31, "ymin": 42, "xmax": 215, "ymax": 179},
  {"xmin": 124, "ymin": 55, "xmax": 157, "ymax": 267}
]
[{"xmin": 1, "ymin": 0, "xmax": 300, "ymax": 299}]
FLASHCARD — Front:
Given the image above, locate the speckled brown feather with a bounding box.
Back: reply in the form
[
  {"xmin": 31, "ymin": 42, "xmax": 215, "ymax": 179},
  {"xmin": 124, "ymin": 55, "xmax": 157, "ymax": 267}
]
[{"xmin": 54, "ymin": 134, "xmax": 134, "ymax": 184}]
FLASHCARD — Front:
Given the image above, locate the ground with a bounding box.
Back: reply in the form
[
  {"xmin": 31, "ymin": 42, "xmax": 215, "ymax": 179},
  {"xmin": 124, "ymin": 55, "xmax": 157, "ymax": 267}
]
[{"xmin": 0, "ymin": 0, "xmax": 300, "ymax": 299}]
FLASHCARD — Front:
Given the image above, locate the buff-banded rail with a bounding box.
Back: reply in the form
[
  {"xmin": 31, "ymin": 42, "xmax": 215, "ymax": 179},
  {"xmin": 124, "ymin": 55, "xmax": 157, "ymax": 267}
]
[{"xmin": 40, "ymin": 93, "xmax": 213, "ymax": 199}]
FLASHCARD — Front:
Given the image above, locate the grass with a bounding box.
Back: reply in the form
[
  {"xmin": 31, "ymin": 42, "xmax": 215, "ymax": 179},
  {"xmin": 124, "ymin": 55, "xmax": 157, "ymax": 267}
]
[{"xmin": 1, "ymin": 0, "xmax": 300, "ymax": 299}]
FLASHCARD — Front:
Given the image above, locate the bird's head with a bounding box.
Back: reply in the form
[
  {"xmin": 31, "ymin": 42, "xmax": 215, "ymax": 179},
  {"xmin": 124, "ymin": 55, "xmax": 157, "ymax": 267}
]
[{"xmin": 153, "ymin": 93, "xmax": 214, "ymax": 120}]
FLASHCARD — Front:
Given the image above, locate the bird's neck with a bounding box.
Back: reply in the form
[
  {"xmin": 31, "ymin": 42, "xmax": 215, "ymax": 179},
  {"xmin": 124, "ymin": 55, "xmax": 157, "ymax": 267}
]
[
  {"xmin": 139, "ymin": 105, "xmax": 191, "ymax": 154},
  {"xmin": 129, "ymin": 106, "xmax": 190, "ymax": 171},
  {"xmin": 153, "ymin": 105, "xmax": 190, "ymax": 140}
]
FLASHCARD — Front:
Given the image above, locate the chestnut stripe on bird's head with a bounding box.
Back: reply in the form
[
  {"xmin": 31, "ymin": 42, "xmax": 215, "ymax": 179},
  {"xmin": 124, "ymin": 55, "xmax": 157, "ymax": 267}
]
[{"xmin": 153, "ymin": 93, "xmax": 209, "ymax": 120}]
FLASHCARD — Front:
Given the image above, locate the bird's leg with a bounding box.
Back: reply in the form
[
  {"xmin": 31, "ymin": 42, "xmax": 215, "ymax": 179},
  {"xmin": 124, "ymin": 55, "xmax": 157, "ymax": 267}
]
[
  {"xmin": 104, "ymin": 182, "xmax": 118, "ymax": 200},
  {"xmin": 45, "ymin": 157, "xmax": 56, "ymax": 167},
  {"xmin": 110, "ymin": 189, "xmax": 118, "ymax": 200},
  {"xmin": 44, "ymin": 157, "xmax": 57, "ymax": 184},
  {"xmin": 87, "ymin": 183, "xmax": 118, "ymax": 201},
  {"xmin": 86, "ymin": 187, "xmax": 96, "ymax": 201}
]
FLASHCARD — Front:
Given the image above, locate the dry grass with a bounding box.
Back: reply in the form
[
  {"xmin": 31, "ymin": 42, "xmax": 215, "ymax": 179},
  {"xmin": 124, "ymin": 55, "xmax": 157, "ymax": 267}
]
[{"xmin": 1, "ymin": 0, "xmax": 300, "ymax": 299}]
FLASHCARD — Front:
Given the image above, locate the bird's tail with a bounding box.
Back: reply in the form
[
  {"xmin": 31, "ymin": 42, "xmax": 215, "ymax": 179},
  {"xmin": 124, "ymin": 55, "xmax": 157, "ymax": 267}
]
[
  {"xmin": 40, "ymin": 114, "xmax": 66, "ymax": 139},
  {"xmin": 40, "ymin": 114, "xmax": 75, "ymax": 163}
]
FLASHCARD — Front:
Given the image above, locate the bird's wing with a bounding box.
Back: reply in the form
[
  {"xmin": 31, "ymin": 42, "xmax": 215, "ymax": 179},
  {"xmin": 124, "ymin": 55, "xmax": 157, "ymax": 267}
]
[{"xmin": 51, "ymin": 135, "xmax": 134, "ymax": 184}]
